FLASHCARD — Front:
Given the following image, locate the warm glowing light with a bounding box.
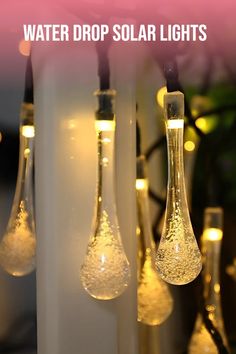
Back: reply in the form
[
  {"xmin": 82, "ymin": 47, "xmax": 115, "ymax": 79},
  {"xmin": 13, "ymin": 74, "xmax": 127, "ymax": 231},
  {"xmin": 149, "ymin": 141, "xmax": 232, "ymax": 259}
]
[
  {"xmin": 68, "ymin": 122, "xmax": 76, "ymax": 130},
  {"xmin": 0, "ymin": 132, "xmax": 2, "ymax": 143},
  {"xmin": 0, "ymin": 201, "xmax": 36, "ymax": 276},
  {"xmin": 226, "ymin": 258, "xmax": 236, "ymax": 281},
  {"xmin": 195, "ymin": 117, "xmax": 218, "ymax": 134},
  {"xmin": 102, "ymin": 137, "xmax": 111, "ymax": 144},
  {"xmin": 95, "ymin": 120, "xmax": 116, "ymax": 132},
  {"xmin": 184, "ymin": 140, "xmax": 196, "ymax": 152},
  {"xmin": 24, "ymin": 148, "xmax": 31, "ymax": 158},
  {"xmin": 203, "ymin": 228, "xmax": 223, "ymax": 241},
  {"xmin": 195, "ymin": 117, "xmax": 207, "ymax": 131},
  {"xmin": 18, "ymin": 39, "xmax": 31, "ymax": 57},
  {"xmin": 156, "ymin": 86, "xmax": 167, "ymax": 108},
  {"xmin": 80, "ymin": 211, "xmax": 130, "ymax": 300},
  {"xmin": 138, "ymin": 250, "xmax": 173, "ymax": 326},
  {"xmin": 189, "ymin": 206, "xmax": 228, "ymax": 353},
  {"xmin": 166, "ymin": 119, "xmax": 184, "ymax": 129},
  {"xmin": 136, "ymin": 154, "xmax": 173, "ymax": 325},
  {"xmin": 205, "ymin": 274, "xmax": 211, "ymax": 283},
  {"xmin": 156, "ymin": 208, "xmax": 202, "ymax": 285},
  {"xmin": 81, "ymin": 90, "xmax": 130, "ymax": 300},
  {"xmin": 156, "ymin": 91, "xmax": 202, "ymax": 285},
  {"xmin": 22, "ymin": 125, "xmax": 35, "ymax": 138},
  {"xmin": 102, "ymin": 157, "xmax": 109, "ymax": 166},
  {"xmin": 214, "ymin": 283, "xmax": 220, "ymax": 294},
  {"xmin": 188, "ymin": 315, "xmax": 219, "ymax": 354},
  {"xmin": 136, "ymin": 179, "xmax": 148, "ymax": 191}
]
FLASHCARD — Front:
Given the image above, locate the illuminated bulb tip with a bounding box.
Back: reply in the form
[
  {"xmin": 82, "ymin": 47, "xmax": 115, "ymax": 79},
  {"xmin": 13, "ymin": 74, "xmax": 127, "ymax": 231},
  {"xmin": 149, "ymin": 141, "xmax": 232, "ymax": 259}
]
[
  {"xmin": 0, "ymin": 203, "xmax": 36, "ymax": 276},
  {"xmin": 156, "ymin": 243, "xmax": 202, "ymax": 285},
  {"xmin": 95, "ymin": 120, "xmax": 116, "ymax": 132},
  {"xmin": 138, "ymin": 253, "xmax": 173, "ymax": 325},
  {"xmin": 136, "ymin": 179, "xmax": 148, "ymax": 191},
  {"xmin": 0, "ymin": 232, "xmax": 36, "ymax": 276},
  {"xmin": 184, "ymin": 141, "xmax": 195, "ymax": 152},
  {"xmin": 80, "ymin": 211, "xmax": 131, "ymax": 300},
  {"xmin": 203, "ymin": 228, "xmax": 223, "ymax": 241},
  {"xmin": 156, "ymin": 212, "xmax": 202, "ymax": 285},
  {"xmin": 22, "ymin": 125, "xmax": 35, "ymax": 138},
  {"xmin": 188, "ymin": 315, "xmax": 219, "ymax": 354}
]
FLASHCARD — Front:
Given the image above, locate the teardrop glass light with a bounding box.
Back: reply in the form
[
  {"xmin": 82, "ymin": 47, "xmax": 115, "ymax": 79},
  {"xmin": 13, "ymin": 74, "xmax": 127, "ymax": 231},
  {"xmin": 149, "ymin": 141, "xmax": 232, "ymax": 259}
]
[
  {"xmin": 80, "ymin": 89, "xmax": 131, "ymax": 300},
  {"xmin": 0, "ymin": 103, "xmax": 36, "ymax": 276},
  {"xmin": 136, "ymin": 155, "xmax": 173, "ymax": 325},
  {"xmin": 156, "ymin": 91, "xmax": 202, "ymax": 285},
  {"xmin": 188, "ymin": 207, "xmax": 230, "ymax": 353}
]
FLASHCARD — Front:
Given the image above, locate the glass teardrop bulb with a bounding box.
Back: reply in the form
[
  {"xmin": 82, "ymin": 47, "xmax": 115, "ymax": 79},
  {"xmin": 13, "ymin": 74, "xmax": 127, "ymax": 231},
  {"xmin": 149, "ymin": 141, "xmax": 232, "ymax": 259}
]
[
  {"xmin": 138, "ymin": 249, "xmax": 173, "ymax": 325},
  {"xmin": 0, "ymin": 103, "xmax": 36, "ymax": 276},
  {"xmin": 188, "ymin": 207, "xmax": 230, "ymax": 353},
  {"xmin": 136, "ymin": 155, "xmax": 173, "ymax": 325},
  {"xmin": 80, "ymin": 90, "xmax": 131, "ymax": 300},
  {"xmin": 0, "ymin": 201, "xmax": 36, "ymax": 276},
  {"xmin": 156, "ymin": 91, "xmax": 202, "ymax": 285},
  {"xmin": 80, "ymin": 210, "xmax": 130, "ymax": 300}
]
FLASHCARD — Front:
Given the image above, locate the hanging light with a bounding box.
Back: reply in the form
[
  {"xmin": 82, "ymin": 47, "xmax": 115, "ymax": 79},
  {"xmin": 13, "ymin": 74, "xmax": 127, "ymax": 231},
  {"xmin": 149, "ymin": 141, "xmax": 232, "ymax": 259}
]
[
  {"xmin": 188, "ymin": 207, "xmax": 230, "ymax": 353},
  {"xmin": 136, "ymin": 155, "xmax": 173, "ymax": 326},
  {"xmin": 80, "ymin": 89, "xmax": 131, "ymax": 300},
  {"xmin": 0, "ymin": 57, "xmax": 36, "ymax": 277},
  {"xmin": 0, "ymin": 104, "xmax": 36, "ymax": 276},
  {"xmin": 156, "ymin": 91, "xmax": 202, "ymax": 285}
]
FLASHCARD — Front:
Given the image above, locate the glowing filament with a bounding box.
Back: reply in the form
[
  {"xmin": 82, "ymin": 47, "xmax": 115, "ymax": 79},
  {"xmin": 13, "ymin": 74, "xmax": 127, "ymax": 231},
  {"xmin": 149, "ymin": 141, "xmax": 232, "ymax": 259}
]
[{"xmin": 22, "ymin": 125, "xmax": 35, "ymax": 138}]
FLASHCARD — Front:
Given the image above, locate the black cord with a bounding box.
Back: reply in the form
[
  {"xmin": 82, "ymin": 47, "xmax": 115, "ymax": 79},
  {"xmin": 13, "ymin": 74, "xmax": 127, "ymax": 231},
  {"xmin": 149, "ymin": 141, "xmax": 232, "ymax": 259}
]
[
  {"xmin": 164, "ymin": 60, "xmax": 180, "ymax": 93},
  {"xmin": 148, "ymin": 188, "xmax": 165, "ymax": 207},
  {"xmin": 136, "ymin": 118, "xmax": 142, "ymax": 157},
  {"xmin": 144, "ymin": 135, "xmax": 166, "ymax": 161},
  {"xmin": 23, "ymin": 55, "xmax": 34, "ymax": 104},
  {"xmin": 198, "ymin": 280, "xmax": 229, "ymax": 354},
  {"xmin": 95, "ymin": 40, "xmax": 111, "ymax": 90}
]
